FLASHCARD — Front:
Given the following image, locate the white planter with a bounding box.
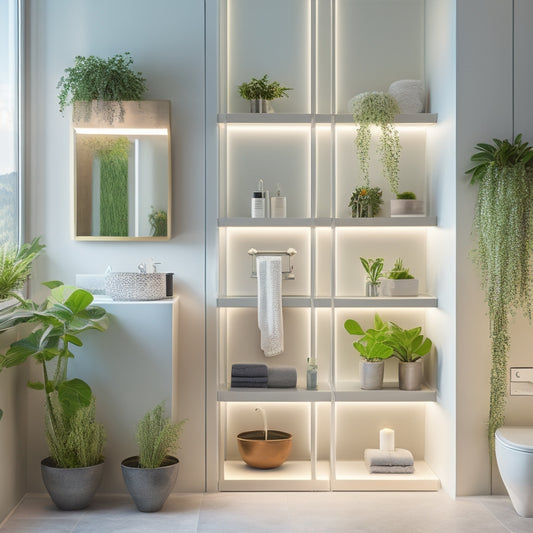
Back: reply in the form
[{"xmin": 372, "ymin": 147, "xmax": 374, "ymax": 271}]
[
  {"xmin": 390, "ymin": 199, "xmax": 425, "ymax": 216},
  {"xmin": 381, "ymin": 279, "xmax": 419, "ymax": 297}
]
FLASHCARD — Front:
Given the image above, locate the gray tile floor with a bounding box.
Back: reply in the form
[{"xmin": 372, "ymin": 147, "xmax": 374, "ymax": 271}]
[{"xmin": 1, "ymin": 491, "xmax": 532, "ymax": 532}]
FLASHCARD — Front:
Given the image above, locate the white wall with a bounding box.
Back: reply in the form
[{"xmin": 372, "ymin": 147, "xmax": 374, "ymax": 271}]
[{"xmin": 25, "ymin": 0, "xmax": 206, "ymax": 492}]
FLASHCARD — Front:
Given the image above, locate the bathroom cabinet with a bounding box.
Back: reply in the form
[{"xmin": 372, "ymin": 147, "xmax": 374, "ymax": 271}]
[{"xmin": 209, "ymin": 0, "xmax": 441, "ymax": 491}]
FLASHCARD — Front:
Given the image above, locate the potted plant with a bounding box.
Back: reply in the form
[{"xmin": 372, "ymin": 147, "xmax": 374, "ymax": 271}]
[
  {"xmin": 390, "ymin": 191, "xmax": 425, "ymax": 217},
  {"xmin": 360, "ymin": 257, "xmax": 384, "ymax": 297},
  {"xmin": 0, "ymin": 237, "xmax": 45, "ymax": 303},
  {"xmin": 349, "ymin": 186, "xmax": 383, "ymax": 218},
  {"xmin": 121, "ymin": 402, "xmax": 187, "ymax": 512},
  {"xmin": 57, "ymin": 52, "xmax": 147, "ymax": 123},
  {"xmin": 148, "ymin": 207, "xmax": 168, "ymax": 237},
  {"xmin": 237, "ymin": 74, "xmax": 292, "ymax": 113},
  {"xmin": 381, "ymin": 258, "xmax": 419, "ymax": 297},
  {"xmin": 466, "ymin": 134, "xmax": 533, "ymax": 463},
  {"xmin": 385, "ymin": 321, "xmax": 432, "ymax": 391},
  {"xmin": 349, "ymin": 91, "xmax": 401, "ymax": 195},
  {"xmin": 344, "ymin": 314, "xmax": 393, "ymax": 390},
  {"xmin": 0, "ymin": 282, "xmax": 109, "ymax": 510}
]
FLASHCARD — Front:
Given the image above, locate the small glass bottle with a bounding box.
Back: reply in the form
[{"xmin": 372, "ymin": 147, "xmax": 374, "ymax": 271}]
[{"xmin": 306, "ymin": 357, "xmax": 318, "ymax": 390}]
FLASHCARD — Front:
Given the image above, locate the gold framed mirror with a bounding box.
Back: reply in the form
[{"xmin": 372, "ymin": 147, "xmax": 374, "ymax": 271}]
[{"xmin": 72, "ymin": 100, "xmax": 171, "ymax": 241}]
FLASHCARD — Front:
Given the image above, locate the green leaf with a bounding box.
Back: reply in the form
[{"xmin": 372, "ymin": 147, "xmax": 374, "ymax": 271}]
[
  {"xmin": 27, "ymin": 381, "xmax": 44, "ymax": 390},
  {"xmin": 344, "ymin": 319, "xmax": 364, "ymax": 336},
  {"xmin": 414, "ymin": 337, "xmax": 432, "ymax": 356},
  {"xmin": 64, "ymin": 334, "xmax": 83, "ymax": 347},
  {"xmin": 42, "ymin": 280, "xmax": 64, "ymax": 290},
  {"xmin": 64, "ymin": 289, "xmax": 94, "ymax": 314},
  {"xmin": 57, "ymin": 378, "xmax": 92, "ymax": 418},
  {"xmin": 367, "ymin": 342, "xmax": 393, "ymax": 361}
]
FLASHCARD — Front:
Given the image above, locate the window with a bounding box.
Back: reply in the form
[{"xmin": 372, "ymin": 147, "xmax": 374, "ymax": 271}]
[{"xmin": 0, "ymin": 0, "xmax": 21, "ymax": 245}]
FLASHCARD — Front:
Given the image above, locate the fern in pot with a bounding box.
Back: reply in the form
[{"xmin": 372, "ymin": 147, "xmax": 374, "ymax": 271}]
[
  {"xmin": 344, "ymin": 314, "xmax": 393, "ymax": 390},
  {"xmin": 466, "ymin": 134, "xmax": 533, "ymax": 465},
  {"xmin": 121, "ymin": 402, "xmax": 187, "ymax": 512}
]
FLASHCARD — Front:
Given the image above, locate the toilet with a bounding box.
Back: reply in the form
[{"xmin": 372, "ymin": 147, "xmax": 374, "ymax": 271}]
[{"xmin": 495, "ymin": 426, "xmax": 533, "ymax": 517}]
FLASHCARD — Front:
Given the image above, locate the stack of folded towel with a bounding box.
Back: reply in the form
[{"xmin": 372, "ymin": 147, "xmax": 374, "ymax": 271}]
[
  {"xmin": 363, "ymin": 448, "xmax": 414, "ymax": 474},
  {"xmin": 231, "ymin": 364, "xmax": 268, "ymax": 388},
  {"xmin": 230, "ymin": 364, "xmax": 297, "ymax": 389}
]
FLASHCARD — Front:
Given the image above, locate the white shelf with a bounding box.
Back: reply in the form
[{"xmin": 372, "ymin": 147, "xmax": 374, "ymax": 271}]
[
  {"xmin": 218, "ymin": 387, "xmax": 332, "ymax": 402},
  {"xmin": 217, "ymin": 297, "xmax": 312, "ymax": 308},
  {"xmin": 220, "ymin": 460, "xmax": 330, "ymax": 491},
  {"xmin": 334, "ymin": 382, "xmax": 437, "ymax": 402},
  {"xmin": 217, "ymin": 113, "xmax": 438, "ymax": 125},
  {"xmin": 332, "ymin": 461, "xmax": 440, "ymax": 491},
  {"xmin": 218, "ymin": 217, "xmax": 437, "ymax": 228},
  {"xmin": 333, "ymin": 296, "xmax": 438, "ymax": 308}
]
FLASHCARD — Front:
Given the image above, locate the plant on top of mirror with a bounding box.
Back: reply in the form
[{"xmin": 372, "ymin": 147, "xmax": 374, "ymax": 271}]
[
  {"xmin": 238, "ymin": 74, "xmax": 292, "ymax": 101},
  {"xmin": 57, "ymin": 52, "xmax": 147, "ymax": 123},
  {"xmin": 0, "ymin": 237, "xmax": 45, "ymax": 301},
  {"xmin": 386, "ymin": 258, "xmax": 414, "ymax": 280},
  {"xmin": 396, "ymin": 191, "xmax": 416, "ymax": 200},
  {"xmin": 350, "ymin": 91, "xmax": 401, "ymax": 194},
  {"xmin": 149, "ymin": 207, "xmax": 168, "ymax": 237},
  {"xmin": 466, "ymin": 134, "xmax": 533, "ymax": 470},
  {"xmin": 349, "ymin": 186, "xmax": 383, "ymax": 217}
]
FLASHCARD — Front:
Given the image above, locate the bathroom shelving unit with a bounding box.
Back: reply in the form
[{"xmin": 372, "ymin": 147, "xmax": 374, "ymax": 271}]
[{"xmin": 210, "ymin": 0, "xmax": 441, "ymax": 492}]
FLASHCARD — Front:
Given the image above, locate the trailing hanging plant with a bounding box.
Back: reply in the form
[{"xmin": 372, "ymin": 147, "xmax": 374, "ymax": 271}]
[
  {"xmin": 466, "ymin": 134, "xmax": 533, "ymax": 466},
  {"xmin": 348, "ymin": 186, "xmax": 383, "ymax": 217},
  {"xmin": 350, "ymin": 91, "xmax": 401, "ymax": 194},
  {"xmin": 57, "ymin": 52, "xmax": 147, "ymax": 123}
]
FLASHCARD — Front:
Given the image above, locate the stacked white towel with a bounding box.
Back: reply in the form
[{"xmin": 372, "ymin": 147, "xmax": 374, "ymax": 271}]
[
  {"xmin": 364, "ymin": 448, "xmax": 414, "ymax": 474},
  {"xmin": 257, "ymin": 256, "xmax": 284, "ymax": 357}
]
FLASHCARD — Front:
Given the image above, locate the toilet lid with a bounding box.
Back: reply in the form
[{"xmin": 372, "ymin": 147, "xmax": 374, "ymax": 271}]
[{"xmin": 496, "ymin": 427, "xmax": 533, "ymax": 452}]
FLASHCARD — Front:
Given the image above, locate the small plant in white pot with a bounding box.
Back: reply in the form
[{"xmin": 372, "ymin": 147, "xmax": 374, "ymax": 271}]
[
  {"xmin": 360, "ymin": 257, "xmax": 384, "ymax": 297},
  {"xmin": 390, "ymin": 191, "xmax": 425, "ymax": 217},
  {"xmin": 386, "ymin": 321, "xmax": 432, "ymax": 391},
  {"xmin": 121, "ymin": 402, "xmax": 187, "ymax": 512},
  {"xmin": 382, "ymin": 258, "xmax": 419, "ymax": 297},
  {"xmin": 237, "ymin": 74, "xmax": 292, "ymax": 113},
  {"xmin": 344, "ymin": 314, "xmax": 393, "ymax": 390}
]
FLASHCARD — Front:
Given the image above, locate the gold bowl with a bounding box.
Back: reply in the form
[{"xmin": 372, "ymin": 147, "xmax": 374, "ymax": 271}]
[{"xmin": 237, "ymin": 430, "xmax": 293, "ymax": 469}]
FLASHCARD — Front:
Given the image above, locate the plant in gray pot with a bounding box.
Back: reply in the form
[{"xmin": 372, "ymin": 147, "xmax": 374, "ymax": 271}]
[
  {"xmin": 344, "ymin": 314, "xmax": 394, "ymax": 390},
  {"xmin": 360, "ymin": 257, "xmax": 384, "ymax": 297},
  {"xmin": 381, "ymin": 257, "xmax": 419, "ymax": 297},
  {"xmin": 390, "ymin": 191, "xmax": 425, "ymax": 217},
  {"xmin": 386, "ymin": 321, "xmax": 432, "ymax": 391},
  {"xmin": 0, "ymin": 282, "xmax": 109, "ymax": 510},
  {"xmin": 121, "ymin": 402, "xmax": 187, "ymax": 512},
  {"xmin": 237, "ymin": 74, "xmax": 292, "ymax": 113}
]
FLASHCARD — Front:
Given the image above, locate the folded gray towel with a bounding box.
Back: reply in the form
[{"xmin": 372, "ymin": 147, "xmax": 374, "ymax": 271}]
[
  {"xmin": 367, "ymin": 465, "xmax": 414, "ymax": 474},
  {"xmin": 364, "ymin": 448, "xmax": 414, "ymax": 467},
  {"xmin": 267, "ymin": 366, "xmax": 297, "ymax": 388},
  {"xmin": 231, "ymin": 363, "xmax": 268, "ymax": 378}
]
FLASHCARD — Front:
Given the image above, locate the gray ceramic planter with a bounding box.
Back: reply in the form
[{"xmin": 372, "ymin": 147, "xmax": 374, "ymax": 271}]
[
  {"xmin": 399, "ymin": 360, "xmax": 424, "ymax": 391},
  {"xmin": 121, "ymin": 455, "xmax": 179, "ymax": 512},
  {"xmin": 359, "ymin": 360, "xmax": 385, "ymax": 390},
  {"xmin": 41, "ymin": 457, "xmax": 104, "ymax": 510}
]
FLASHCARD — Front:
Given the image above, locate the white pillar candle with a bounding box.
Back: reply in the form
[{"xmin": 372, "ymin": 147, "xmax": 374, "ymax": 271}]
[{"xmin": 379, "ymin": 428, "xmax": 395, "ymax": 451}]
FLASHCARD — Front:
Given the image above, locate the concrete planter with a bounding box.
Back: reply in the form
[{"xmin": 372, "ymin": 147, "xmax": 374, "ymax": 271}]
[
  {"xmin": 121, "ymin": 455, "xmax": 179, "ymax": 512},
  {"xmin": 41, "ymin": 457, "xmax": 104, "ymax": 510},
  {"xmin": 359, "ymin": 360, "xmax": 385, "ymax": 390},
  {"xmin": 398, "ymin": 360, "xmax": 424, "ymax": 391},
  {"xmin": 382, "ymin": 278, "xmax": 419, "ymax": 297},
  {"xmin": 390, "ymin": 199, "xmax": 425, "ymax": 216}
]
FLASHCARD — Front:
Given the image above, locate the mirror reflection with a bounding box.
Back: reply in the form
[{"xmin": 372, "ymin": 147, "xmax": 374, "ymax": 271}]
[{"xmin": 73, "ymin": 100, "xmax": 171, "ymax": 240}]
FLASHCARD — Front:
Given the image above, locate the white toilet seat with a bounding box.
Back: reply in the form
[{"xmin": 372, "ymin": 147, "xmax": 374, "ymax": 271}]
[{"xmin": 496, "ymin": 427, "xmax": 533, "ymax": 453}]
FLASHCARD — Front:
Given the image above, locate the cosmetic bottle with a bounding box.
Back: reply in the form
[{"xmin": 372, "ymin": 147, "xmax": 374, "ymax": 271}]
[
  {"xmin": 251, "ymin": 179, "xmax": 266, "ymax": 218},
  {"xmin": 270, "ymin": 184, "xmax": 287, "ymax": 218},
  {"xmin": 306, "ymin": 357, "xmax": 318, "ymax": 390}
]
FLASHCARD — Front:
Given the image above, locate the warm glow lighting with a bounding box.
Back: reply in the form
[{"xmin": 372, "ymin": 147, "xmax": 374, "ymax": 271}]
[{"xmin": 74, "ymin": 127, "xmax": 168, "ymax": 136}]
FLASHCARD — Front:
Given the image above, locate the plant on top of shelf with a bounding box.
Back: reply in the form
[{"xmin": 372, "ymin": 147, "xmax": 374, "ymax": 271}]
[
  {"xmin": 360, "ymin": 257, "xmax": 384, "ymax": 297},
  {"xmin": 238, "ymin": 74, "xmax": 292, "ymax": 113},
  {"xmin": 0, "ymin": 237, "xmax": 45, "ymax": 301},
  {"xmin": 344, "ymin": 313, "xmax": 393, "ymax": 390},
  {"xmin": 349, "ymin": 91, "xmax": 401, "ymax": 195},
  {"xmin": 57, "ymin": 52, "xmax": 148, "ymax": 123},
  {"xmin": 386, "ymin": 258, "xmax": 414, "ymax": 280},
  {"xmin": 382, "ymin": 258, "xmax": 419, "ymax": 297},
  {"xmin": 465, "ymin": 134, "xmax": 533, "ymax": 466},
  {"xmin": 349, "ymin": 186, "xmax": 383, "ymax": 218},
  {"xmin": 396, "ymin": 191, "xmax": 416, "ymax": 200}
]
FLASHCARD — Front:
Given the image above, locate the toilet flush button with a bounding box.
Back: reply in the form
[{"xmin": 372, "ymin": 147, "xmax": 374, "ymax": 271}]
[{"xmin": 510, "ymin": 367, "xmax": 533, "ymax": 396}]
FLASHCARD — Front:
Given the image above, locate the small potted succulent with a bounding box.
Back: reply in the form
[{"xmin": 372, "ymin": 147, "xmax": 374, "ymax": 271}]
[
  {"xmin": 349, "ymin": 186, "xmax": 383, "ymax": 218},
  {"xmin": 360, "ymin": 257, "xmax": 384, "ymax": 297},
  {"xmin": 237, "ymin": 74, "xmax": 292, "ymax": 113},
  {"xmin": 390, "ymin": 191, "xmax": 425, "ymax": 217},
  {"xmin": 385, "ymin": 321, "xmax": 433, "ymax": 391},
  {"xmin": 121, "ymin": 403, "xmax": 187, "ymax": 512},
  {"xmin": 381, "ymin": 258, "xmax": 419, "ymax": 297},
  {"xmin": 344, "ymin": 314, "xmax": 393, "ymax": 390}
]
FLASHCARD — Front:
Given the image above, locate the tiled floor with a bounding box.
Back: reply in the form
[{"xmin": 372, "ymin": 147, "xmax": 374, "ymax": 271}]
[{"xmin": 1, "ymin": 491, "xmax": 532, "ymax": 533}]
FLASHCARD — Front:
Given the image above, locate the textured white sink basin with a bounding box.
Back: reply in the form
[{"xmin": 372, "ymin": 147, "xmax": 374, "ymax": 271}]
[{"xmin": 105, "ymin": 272, "xmax": 167, "ymax": 301}]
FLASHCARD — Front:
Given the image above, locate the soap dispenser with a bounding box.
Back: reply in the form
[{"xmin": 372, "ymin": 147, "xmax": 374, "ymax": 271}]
[
  {"xmin": 251, "ymin": 179, "xmax": 266, "ymax": 218},
  {"xmin": 270, "ymin": 183, "xmax": 287, "ymax": 218}
]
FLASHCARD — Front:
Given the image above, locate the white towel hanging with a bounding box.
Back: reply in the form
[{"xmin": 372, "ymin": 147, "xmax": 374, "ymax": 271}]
[{"xmin": 257, "ymin": 255, "xmax": 284, "ymax": 357}]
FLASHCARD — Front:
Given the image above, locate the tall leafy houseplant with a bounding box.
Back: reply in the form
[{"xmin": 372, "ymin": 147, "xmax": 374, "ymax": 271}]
[
  {"xmin": 238, "ymin": 74, "xmax": 292, "ymax": 101},
  {"xmin": 0, "ymin": 282, "xmax": 109, "ymax": 469},
  {"xmin": 57, "ymin": 52, "xmax": 147, "ymax": 123},
  {"xmin": 350, "ymin": 92, "xmax": 401, "ymax": 194},
  {"xmin": 466, "ymin": 134, "xmax": 533, "ymax": 464}
]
